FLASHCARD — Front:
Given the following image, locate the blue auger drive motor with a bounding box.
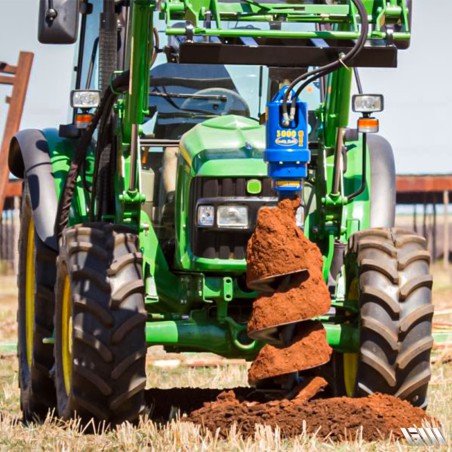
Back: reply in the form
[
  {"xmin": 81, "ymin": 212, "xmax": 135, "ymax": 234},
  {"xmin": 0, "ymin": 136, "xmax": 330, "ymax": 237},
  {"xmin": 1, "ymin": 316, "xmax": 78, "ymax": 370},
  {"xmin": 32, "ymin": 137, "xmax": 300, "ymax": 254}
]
[{"xmin": 264, "ymin": 87, "xmax": 310, "ymax": 197}]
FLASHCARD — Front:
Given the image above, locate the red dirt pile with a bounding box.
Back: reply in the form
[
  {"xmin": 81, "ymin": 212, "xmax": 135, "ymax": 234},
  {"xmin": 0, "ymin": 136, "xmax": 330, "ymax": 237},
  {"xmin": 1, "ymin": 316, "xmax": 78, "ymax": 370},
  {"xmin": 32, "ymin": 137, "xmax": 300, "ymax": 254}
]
[{"xmin": 185, "ymin": 390, "xmax": 435, "ymax": 441}]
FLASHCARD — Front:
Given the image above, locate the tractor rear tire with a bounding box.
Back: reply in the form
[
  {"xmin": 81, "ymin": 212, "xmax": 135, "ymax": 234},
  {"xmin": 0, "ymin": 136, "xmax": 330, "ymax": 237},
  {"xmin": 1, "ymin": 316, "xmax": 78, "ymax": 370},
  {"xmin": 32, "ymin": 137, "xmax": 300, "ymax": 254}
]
[
  {"xmin": 17, "ymin": 181, "xmax": 57, "ymax": 421},
  {"xmin": 343, "ymin": 228, "xmax": 433, "ymax": 408},
  {"xmin": 54, "ymin": 223, "xmax": 147, "ymax": 424}
]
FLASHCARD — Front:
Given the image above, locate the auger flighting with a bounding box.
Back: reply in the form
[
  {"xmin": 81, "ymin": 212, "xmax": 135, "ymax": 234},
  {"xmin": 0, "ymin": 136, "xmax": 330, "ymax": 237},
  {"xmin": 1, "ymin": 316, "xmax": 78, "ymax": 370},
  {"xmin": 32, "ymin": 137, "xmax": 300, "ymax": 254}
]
[{"xmin": 246, "ymin": 88, "xmax": 332, "ymax": 388}]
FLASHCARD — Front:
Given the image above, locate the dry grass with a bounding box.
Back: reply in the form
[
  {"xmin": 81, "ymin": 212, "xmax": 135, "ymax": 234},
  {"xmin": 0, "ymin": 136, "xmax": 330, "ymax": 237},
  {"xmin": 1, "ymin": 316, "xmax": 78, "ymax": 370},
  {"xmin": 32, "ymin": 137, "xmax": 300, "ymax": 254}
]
[
  {"xmin": 0, "ymin": 267, "xmax": 451, "ymax": 451},
  {"xmin": 0, "ymin": 356, "xmax": 451, "ymax": 451}
]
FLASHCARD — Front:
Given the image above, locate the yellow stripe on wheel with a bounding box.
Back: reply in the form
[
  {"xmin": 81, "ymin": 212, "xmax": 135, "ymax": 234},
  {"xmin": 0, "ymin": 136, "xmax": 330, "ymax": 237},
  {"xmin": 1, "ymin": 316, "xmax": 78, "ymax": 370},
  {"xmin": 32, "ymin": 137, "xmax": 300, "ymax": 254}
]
[
  {"xmin": 61, "ymin": 275, "xmax": 73, "ymax": 395},
  {"xmin": 343, "ymin": 278, "xmax": 359, "ymax": 396},
  {"xmin": 25, "ymin": 219, "xmax": 35, "ymax": 369},
  {"xmin": 343, "ymin": 352, "xmax": 358, "ymax": 396}
]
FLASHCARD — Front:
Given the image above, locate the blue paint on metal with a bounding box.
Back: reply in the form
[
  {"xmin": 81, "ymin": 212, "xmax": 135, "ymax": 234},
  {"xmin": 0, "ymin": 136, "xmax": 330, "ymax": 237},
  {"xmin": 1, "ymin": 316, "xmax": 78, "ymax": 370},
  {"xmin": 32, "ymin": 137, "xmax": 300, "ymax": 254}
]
[{"xmin": 264, "ymin": 87, "xmax": 310, "ymax": 195}]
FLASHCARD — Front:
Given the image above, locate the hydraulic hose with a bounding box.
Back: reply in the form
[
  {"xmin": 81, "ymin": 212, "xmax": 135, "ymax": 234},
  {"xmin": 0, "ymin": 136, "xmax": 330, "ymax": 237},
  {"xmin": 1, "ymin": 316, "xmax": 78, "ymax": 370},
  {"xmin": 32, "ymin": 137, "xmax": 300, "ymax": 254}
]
[
  {"xmin": 347, "ymin": 132, "xmax": 367, "ymax": 201},
  {"xmin": 55, "ymin": 71, "xmax": 130, "ymax": 238},
  {"xmin": 282, "ymin": 0, "xmax": 369, "ymax": 124}
]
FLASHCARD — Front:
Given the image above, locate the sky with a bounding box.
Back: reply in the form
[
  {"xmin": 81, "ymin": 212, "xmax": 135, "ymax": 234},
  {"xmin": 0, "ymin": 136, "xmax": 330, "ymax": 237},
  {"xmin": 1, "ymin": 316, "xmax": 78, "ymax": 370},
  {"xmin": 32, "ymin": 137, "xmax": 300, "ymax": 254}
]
[{"xmin": 1, "ymin": 0, "xmax": 451, "ymax": 175}]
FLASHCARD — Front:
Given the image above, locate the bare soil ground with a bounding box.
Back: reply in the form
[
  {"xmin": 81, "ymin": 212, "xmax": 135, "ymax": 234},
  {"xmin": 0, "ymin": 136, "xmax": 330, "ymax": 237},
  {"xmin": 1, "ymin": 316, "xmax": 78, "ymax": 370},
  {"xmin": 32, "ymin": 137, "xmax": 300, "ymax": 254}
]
[{"xmin": 145, "ymin": 387, "xmax": 436, "ymax": 441}]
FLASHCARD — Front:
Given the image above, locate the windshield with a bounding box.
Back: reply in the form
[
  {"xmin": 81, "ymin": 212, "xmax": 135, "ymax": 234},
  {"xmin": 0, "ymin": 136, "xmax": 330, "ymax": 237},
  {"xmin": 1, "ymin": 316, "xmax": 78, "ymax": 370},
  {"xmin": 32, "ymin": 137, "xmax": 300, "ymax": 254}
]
[
  {"xmin": 143, "ymin": 18, "xmax": 322, "ymax": 139},
  {"xmin": 145, "ymin": 63, "xmax": 265, "ymax": 139}
]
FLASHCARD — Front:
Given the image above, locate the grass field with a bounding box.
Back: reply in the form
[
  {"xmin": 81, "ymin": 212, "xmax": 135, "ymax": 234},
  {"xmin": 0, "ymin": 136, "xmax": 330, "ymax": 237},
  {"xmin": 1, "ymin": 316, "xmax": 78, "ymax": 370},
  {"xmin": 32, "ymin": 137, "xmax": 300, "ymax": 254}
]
[{"xmin": 0, "ymin": 266, "xmax": 451, "ymax": 451}]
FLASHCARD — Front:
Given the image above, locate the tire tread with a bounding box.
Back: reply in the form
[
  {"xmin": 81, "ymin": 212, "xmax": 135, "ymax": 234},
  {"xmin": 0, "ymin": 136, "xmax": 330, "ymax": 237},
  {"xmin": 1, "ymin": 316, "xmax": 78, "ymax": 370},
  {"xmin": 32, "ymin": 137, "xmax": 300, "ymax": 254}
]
[
  {"xmin": 345, "ymin": 227, "xmax": 433, "ymax": 407},
  {"xmin": 55, "ymin": 223, "xmax": 146, "ymax": 425}
]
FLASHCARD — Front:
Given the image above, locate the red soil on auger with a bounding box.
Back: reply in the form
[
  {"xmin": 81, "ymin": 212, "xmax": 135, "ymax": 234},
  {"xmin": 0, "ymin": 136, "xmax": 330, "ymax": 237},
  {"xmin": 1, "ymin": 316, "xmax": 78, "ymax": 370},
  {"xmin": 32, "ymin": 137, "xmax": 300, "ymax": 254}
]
[
  {"xmin": 246, "ymin": 198, "xmax": 322, "ymax": 288},
  {"xmin": 248, "ymin": 321, "xmax": 332, "ymax": 385},
  {"xmin": 247, "ymin": 197, "xmax": 332, "ymax": 384}
]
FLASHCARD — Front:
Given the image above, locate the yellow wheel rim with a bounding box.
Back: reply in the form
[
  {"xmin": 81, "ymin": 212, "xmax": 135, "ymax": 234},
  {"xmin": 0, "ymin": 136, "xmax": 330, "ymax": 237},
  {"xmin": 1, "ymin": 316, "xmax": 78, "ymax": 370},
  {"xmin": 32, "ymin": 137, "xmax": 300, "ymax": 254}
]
[
  {"xmin": 61, "ymin": 275, "xmax": 73, "ymax": 395},
  {"xmin": 343, "ymin": 278, "xmax": 359, "ymax": 397},
  {"xmin": 25, "ymin": 219, "xmax": 35, "ymax": 369},
  {"xmin": 343, "ymin": 352, "xmax": 359, "ymax": 396}
]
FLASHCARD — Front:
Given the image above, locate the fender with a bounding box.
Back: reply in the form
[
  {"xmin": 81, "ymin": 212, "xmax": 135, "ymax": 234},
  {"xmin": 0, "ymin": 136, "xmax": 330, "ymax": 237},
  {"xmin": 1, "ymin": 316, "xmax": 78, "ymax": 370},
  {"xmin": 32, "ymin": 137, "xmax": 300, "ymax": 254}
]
[
  {"xmin": 9, "ymin": 129, "xmax": 76, "ymax": 250},
  {"xmin": 367, "ymin": 134, "xmax": 396, "ymax": 228},
  {"xmin": 343, "ymin": 130, "xmax": 396, "ymax": 227}
]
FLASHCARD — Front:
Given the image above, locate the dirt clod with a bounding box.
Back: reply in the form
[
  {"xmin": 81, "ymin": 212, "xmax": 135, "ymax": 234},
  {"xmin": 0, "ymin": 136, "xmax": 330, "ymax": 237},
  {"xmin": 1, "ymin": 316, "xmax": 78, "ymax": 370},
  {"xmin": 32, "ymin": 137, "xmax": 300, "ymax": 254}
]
[
  {"xmin": 248, "ymin": 322, "xmax": 332, "ymax": 384},
  {"xmin": 292, "ymin": 376, "xmax": 328, "ymax": 405}
]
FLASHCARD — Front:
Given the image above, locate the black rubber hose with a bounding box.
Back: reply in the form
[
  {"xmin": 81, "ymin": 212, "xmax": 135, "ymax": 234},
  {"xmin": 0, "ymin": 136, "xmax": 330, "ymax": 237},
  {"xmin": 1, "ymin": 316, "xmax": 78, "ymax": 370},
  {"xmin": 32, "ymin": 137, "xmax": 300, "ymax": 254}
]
[
  {"xmin": 347, "ymin": 132, "xmax": 367, "ymax": 201},
  {"xmin": 55, "ymin": 71, "xmax": 130, "ymax": 238},
  {"xmin": 88, "ymin": 95, "xmax": 118, "ymax": 220},
  {"xmin": 282, "ymin": 0, "xmax": 369, "ymax": 123},
  {"xmin": 150, "ymin": 27, "xmax": 160, "ymax": 68}
]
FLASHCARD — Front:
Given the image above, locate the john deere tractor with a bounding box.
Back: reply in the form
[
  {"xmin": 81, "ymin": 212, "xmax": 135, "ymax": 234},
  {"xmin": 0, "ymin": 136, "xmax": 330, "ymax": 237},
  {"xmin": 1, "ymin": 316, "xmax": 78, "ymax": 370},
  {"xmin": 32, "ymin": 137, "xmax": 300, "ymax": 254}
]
[{"xmin": 10, "ymin": 0, "xmax": 433, "ymax": 425}]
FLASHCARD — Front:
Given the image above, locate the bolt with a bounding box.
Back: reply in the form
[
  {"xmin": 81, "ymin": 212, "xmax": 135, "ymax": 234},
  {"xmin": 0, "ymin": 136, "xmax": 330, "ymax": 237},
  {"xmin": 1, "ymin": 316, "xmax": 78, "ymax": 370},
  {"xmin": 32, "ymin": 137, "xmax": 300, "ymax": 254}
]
[{"xmin": 45, "ymin": 8, "xmax": 58, "ymax": 22}]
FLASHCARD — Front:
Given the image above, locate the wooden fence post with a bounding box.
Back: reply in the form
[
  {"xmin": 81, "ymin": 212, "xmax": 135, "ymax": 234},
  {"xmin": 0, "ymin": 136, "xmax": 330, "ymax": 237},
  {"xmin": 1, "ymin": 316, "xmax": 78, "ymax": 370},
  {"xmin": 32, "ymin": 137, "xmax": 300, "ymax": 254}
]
[
  {"xmin": 0, "ymin": 51, "xmax": 34, "ymax": 213},
  {"xmin": 444, "ymin": 190, "xmax": 450, "ymax": 270}
]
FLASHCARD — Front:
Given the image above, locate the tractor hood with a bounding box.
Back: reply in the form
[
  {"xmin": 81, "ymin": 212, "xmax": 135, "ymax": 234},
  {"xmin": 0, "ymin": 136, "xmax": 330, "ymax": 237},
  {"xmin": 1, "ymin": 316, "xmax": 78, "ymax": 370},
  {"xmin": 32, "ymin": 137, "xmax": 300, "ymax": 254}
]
[{"xmin": 179, "ymin": 115, "xmax": 267, "ymax": 176}]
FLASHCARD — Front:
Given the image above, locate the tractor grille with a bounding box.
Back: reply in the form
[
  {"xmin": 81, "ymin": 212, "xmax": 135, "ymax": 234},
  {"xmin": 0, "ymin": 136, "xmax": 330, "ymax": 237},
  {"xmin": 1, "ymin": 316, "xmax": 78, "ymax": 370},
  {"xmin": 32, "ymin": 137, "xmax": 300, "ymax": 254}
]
[{"xmin": 190, "ymin": 177, "xmax": 277, "ymax": 260}]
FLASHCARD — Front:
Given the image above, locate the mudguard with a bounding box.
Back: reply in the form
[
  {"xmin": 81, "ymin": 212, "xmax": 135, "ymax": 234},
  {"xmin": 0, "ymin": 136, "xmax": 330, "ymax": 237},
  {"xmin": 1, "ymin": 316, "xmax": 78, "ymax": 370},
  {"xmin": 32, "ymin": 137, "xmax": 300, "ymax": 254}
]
[
  {"xmin": 343, "ymin": 131, "xmax": 396, "ymax": 231},
  {"xmin": 367, "ymin": 134, "xmax": 396, "ymax": 228},
  {"xmin": 9, "ymin": 129, "xmax": 74, "ymax": 250}
]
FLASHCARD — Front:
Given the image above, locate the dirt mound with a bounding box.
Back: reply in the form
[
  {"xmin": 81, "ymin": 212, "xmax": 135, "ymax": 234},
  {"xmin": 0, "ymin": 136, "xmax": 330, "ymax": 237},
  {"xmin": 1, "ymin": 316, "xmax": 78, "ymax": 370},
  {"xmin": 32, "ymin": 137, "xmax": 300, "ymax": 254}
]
[
  {"xmin": 184, "ymin": 390, "xmax": 435, "ymax": 441},
  {"xmin": 146, "ymin": 385, "xmax": 436, "ymax": 442}
]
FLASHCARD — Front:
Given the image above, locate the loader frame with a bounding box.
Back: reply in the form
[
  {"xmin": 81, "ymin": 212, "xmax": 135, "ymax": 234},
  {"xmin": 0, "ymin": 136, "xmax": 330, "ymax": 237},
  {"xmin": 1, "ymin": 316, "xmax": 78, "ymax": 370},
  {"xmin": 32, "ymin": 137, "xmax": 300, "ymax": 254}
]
[{"xmin": 11, "ymin": 0, "xmax": 410, "ymax": 358}]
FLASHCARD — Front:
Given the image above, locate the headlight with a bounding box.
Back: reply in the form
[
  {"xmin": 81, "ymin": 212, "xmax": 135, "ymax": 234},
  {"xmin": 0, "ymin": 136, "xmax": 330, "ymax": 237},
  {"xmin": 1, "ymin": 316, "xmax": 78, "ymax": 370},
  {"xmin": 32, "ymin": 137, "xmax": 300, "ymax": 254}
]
[
  {"xmin": 352, "ymin": 94, "xmax": 384, "ymax": 113},
  {"xmin": 217, "ymin": 205, "xmax": 248, "ymax": 228},
  {"xmin": 295, "ymin": 206, "xmax": 304, "ymax": 228},
  {"xmin": 71, "ymin": 90, "xmax": 101, "ymax": 109},
  {"xmin": 197, "ymin": 205, "xmax": 214, "ymax": 226}
]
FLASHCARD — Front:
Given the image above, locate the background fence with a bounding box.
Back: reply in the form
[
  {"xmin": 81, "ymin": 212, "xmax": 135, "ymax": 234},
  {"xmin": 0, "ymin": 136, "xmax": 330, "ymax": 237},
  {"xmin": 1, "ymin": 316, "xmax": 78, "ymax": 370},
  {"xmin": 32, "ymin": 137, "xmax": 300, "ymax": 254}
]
[{"xmin": 0, "ymin": 196, "xmax": 20, "ymax": 274}]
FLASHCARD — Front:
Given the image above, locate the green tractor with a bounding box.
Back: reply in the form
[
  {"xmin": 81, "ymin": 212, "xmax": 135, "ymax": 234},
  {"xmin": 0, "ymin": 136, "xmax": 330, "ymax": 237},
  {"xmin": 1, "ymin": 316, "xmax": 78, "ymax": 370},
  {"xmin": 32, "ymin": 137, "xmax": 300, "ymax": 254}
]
[{"xmin": 10, "ymin": 0, "xmax": 432, "ymax": 425}]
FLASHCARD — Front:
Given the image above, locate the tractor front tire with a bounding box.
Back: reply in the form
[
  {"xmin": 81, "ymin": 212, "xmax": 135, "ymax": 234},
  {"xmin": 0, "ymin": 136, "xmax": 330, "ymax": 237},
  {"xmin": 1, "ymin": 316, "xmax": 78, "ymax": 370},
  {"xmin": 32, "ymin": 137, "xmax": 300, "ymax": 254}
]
[
  {"xmin": 54, "ymin": 223, "xmax": 147, "ymax": 424},
  {"xmin": 343, "ymin": 228, "xmax": 433, "ymax": 408},
  {"xmin": 17, "ymin": 181, "xmax": 57, "ymax": 421}
]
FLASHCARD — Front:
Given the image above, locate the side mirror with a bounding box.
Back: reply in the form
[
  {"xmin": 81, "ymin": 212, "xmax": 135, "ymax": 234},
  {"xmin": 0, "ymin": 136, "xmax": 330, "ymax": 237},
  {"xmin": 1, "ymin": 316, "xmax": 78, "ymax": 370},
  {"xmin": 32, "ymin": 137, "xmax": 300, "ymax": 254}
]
[{"xmin": 38, "ymin": 0, "xmax": 80, "ymax": 44}]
